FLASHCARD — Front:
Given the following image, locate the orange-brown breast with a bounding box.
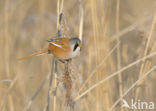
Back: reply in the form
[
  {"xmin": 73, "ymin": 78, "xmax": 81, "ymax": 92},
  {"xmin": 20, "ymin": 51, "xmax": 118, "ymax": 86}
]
[{"xmin": 48, "ymin": 38, "xmax": 71, "ymax": 60}]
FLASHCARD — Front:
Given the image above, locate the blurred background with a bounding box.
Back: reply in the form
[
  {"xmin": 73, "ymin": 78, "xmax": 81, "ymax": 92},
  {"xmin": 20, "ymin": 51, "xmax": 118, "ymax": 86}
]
[{"xmin": 0, "ymin": 0, "xmax": 156, "ymax": 111}]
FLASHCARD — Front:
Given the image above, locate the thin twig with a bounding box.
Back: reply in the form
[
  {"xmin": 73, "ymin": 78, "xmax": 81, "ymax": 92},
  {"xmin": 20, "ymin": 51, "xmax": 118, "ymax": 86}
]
[
  {"xmin": 4, "ymin": 0, "xmax": 10, "ymax": 77},
  {"xmin": 110, "ymin": 65, "xmax": 156, "ymax": 111},
  {"xmin": 45, "ymin": 59, "xmax": 55, "ymax": 111},
  {"xmin": 110, "ymin": 16, "xmax": 152, "ymax": 42},
  {"xmin": 135, "ymin": 12, "xmax": 156, "ymax": 100},
  {"xmin": 78, "ymin": 0, "xmax": 83, "ymax": 41},
  {"xmin": 0, "ymin": 76, "xmax": 17, "ymax": 110},
  {"xmin": 4, "ymin": 0, "xmax": 14, "ymax": 110},
  {"xmin": 78, "ymin": 42, "xmax": 120, "ymax": 94},
  {"xmin": 116, "ymin": 0, "xmax": 123, "ymax": 111},
  {"xmin": 75, "ymin": 51, "xmax": 156, "ymax": 101},
  {"xmin": 23, "ymin": 73, "xmax": 50, "ymax": 111},
  {"xmin": 53, "ymin": 60, "xmax": 58, "ymax": 111},
  {"xmin": 53, "ymin": 72, "xmax": 57, "ymax": 111},
  {"xmin": 0, "ymin": 80, "xmax": 12, "ymax": 82}
]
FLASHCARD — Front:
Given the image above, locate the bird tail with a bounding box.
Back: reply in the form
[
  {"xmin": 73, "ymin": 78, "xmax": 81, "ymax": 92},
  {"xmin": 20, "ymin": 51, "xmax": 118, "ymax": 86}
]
[{"xmin": 19, "ymin": 48, "xmax": 49, "ymax": 61}]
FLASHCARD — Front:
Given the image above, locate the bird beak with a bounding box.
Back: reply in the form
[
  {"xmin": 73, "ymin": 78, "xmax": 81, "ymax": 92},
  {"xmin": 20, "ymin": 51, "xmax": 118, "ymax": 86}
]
[{"xmin": 78, "ymin": 44, "xmax": 82, "ymax": 48}]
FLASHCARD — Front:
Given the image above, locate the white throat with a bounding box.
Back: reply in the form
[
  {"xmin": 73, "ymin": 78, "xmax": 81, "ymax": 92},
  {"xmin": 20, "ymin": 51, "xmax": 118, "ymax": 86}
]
[{"xmin": 71, "ymin": 47, "xmax": 80, "ymax": 58}]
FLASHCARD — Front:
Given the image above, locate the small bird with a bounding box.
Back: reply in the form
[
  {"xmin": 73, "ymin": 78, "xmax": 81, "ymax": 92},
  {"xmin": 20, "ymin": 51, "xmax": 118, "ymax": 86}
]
[{"xmin": 19, "ymin": 37, "xmax": 82, "ymax": 61}]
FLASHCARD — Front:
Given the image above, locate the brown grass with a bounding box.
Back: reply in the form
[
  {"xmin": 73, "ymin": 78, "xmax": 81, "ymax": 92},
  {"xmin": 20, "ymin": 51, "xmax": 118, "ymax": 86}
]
[{"xmin": 0, "ymin": 0, "xmax": 156, "ymax": 111}]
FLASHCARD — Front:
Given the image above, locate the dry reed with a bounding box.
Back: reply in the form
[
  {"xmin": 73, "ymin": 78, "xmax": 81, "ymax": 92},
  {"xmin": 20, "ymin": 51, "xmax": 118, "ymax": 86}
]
[{"xmin": 0, "ymin": 0, "xmax": 156, "ymax": 111}]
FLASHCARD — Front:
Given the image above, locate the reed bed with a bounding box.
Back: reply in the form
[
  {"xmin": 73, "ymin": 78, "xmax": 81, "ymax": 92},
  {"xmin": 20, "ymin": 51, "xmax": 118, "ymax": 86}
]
[{"xmin": 0, "ymin": 0, "xmax": 156, "ymax": 111}]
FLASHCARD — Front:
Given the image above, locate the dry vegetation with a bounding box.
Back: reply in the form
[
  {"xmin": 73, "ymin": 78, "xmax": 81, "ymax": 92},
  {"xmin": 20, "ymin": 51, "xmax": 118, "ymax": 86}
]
[{"xmin": 1, "ymin": 0, "xmax": 156, "ymax": 111}]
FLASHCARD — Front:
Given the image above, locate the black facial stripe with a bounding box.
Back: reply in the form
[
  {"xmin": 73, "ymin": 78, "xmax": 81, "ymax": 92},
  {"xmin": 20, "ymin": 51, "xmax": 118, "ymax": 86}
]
[{"xmin": 73, "ymin": 43, "xmax": 79, "ymax": 51}]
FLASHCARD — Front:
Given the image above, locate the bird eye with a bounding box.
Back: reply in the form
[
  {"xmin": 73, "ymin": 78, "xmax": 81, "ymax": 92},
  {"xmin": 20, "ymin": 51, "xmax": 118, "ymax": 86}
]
[{"xmin": 73, "ymin": 43, "xmax": 79, "ymax": 51}]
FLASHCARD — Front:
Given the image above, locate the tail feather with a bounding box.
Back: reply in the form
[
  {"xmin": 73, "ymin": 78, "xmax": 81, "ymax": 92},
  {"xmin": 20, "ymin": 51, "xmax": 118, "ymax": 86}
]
[{"xmin": 19, "ymin": 49, "xmax": 49, "ymax": 61}]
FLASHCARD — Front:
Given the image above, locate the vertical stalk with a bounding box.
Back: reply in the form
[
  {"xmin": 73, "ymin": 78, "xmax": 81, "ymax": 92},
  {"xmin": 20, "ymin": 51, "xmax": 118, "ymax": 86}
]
[
  {"xmin": 4, "ymin": 0, "xmax": 10, "ymax": 79},
  {"xmin": 53, "ymin": 62, "xmax": 58, "ymax": 111},
  {"xmin": 90, "ymin": 0, "xmax": 100, "ymax": 110},
  {"xmin": 78, "ymin": 0, "xmax": 83, "ymax": 41},
  {"xmin": 52, "ymin": 1, "xmax": 64, "ymax": 111},
  {"xmin": 45, "ymin": 59, "xmax": 55, "ymax": 111},
  {"xmin": 134, "ymin": 13, "xmax": 156, "ymax": 110},
  {"xmin": 116, "ymin": 0, "xmax": 123, "ymax": 111},
  {"xmin": 4, "ymin": 0, "xmax": 15, "ymax": 111}
]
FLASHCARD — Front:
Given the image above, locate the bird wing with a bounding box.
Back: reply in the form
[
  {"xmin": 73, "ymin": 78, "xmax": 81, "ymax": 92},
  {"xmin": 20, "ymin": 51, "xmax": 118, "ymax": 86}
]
[
  {"xmin": 47, "ymin": 38, "xmax": 66, "ymax": 49},
  {"xmin": 49, "ymin": 42, "xmax": 64, "ymax": 49}
]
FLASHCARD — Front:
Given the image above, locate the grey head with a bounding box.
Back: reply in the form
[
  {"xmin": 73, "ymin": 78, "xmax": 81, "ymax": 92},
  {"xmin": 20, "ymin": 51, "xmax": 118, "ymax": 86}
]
[{"xmin": 69, "ymin": 37, "xmax": 82, "ymax": 58}]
